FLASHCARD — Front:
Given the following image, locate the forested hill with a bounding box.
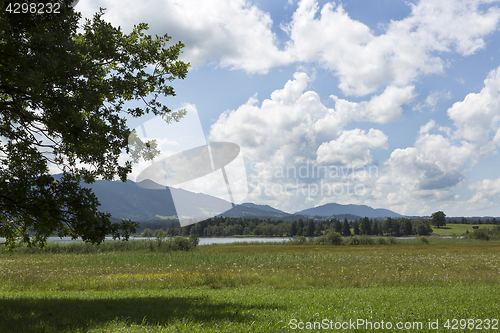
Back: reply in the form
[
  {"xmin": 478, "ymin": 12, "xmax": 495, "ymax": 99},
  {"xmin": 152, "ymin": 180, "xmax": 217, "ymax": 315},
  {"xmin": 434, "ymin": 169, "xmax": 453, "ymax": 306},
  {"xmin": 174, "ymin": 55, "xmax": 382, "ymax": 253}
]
[{"xmin": 294, "ymin": 203, "xmax": 403, "ymax": 218}]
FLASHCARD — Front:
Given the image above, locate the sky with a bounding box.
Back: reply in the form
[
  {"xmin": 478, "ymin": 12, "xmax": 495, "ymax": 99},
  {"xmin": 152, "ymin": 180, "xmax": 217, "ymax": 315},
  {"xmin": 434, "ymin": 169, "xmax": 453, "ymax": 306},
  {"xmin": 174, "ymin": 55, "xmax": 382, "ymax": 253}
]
[{"xmin": 75, "ymin": 0, "xmax": 500, "ymax": 217}]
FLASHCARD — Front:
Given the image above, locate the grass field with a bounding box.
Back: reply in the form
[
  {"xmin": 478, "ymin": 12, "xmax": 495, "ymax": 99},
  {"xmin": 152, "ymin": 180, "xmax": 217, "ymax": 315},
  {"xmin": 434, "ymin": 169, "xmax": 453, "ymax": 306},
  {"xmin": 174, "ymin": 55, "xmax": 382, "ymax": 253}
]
[
  {"xmin": 1, "ymin": 241, "xmax": 499, "ymax": 332},
  {"xmin": 431, "ymin": 223, "xmax": 496, "ymax": 236}
]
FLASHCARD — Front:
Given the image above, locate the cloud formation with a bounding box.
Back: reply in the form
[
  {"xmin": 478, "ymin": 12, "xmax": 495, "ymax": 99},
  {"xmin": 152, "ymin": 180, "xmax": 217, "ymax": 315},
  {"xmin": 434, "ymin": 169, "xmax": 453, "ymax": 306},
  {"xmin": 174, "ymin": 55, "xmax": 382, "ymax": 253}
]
[
  {"xmin": 376, "ymin": 64, "xmax": 500, "ymax": 214},
  {"xmin": 209, "ymin": 72, "xmax": 390, "ymax": 211},
  {"xmin": 317, "ymin": 129, "xmax": 388, "ymax": 167},
  {"xmin": 80, "ymin": 0, "xmax": 500, "ymax": 93}
]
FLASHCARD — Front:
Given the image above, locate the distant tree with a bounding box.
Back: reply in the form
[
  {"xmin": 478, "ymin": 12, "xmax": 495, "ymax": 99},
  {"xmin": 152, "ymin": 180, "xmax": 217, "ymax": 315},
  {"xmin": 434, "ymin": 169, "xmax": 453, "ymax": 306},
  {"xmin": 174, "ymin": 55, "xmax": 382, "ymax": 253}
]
[
  {"xmin": 290, "ymin": 221, "xmax": 297, "ymax": 236},
  {"xmin": 383, "ymin": 217, "xmax": 404, "ymax": 236},
  {"xmin": 431, "ymin": 211, "xmax": 447, "ymax": 228},
  {"xmin": 314, "ymin": 223, "xmax": 323, "ymax": 236},
  {"xmin": 371, "ymin": 221, "xmax": 380, "ymax": 236},
  {"xmin": 342, "ymin": 219, "xmax": 351, "ymax": 236},
  {"xmin": 334, "ymin": 220, "xmax": 343, "ymax": 233},
  {"xmin": 360, "ymin": 217, "xmax": 371, "ymax": 235},
  {"xmin": 167, "ymin": 223, "xmax": 175, "ymax": 236},
  {"xmin": 297, "ymin": 219, "xmax": 305, "ymax": 236},
  {"xmin": 154, "ymin": 229, "xmax": 166, "ymax": 245},
  {"xmin": 141, "ymin": 228, "xmax": 153, "ymax": 238},
  {"xmin": 353, "ymin": 221, "xmax": 360, "ymax": 235},
  {"xmin": 413, "ymin": 218, "xmax": 432, "ymax": 236},
  {"xmin": 306, "ymin": 219, "xmax": 315, "ymax": 237},
  {"xmin": 400, "ymin": 218, "xmax": 413, "ymax": 236}
]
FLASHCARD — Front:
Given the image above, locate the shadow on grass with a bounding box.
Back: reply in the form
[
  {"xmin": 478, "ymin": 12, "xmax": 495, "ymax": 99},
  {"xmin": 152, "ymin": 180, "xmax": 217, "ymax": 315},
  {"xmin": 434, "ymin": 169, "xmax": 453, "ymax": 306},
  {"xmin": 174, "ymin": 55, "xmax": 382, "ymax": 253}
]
[{"xmin": 0, "ymin": 294, "xmax": 281, "ymax": 332}]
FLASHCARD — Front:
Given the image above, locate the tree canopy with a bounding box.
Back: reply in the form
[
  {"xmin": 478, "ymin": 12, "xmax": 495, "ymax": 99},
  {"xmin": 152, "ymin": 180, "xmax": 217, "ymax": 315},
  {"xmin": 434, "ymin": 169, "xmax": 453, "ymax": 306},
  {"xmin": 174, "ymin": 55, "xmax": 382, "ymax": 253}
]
[
  {"xmin": 0, "ymin": 0, "xmax": 189, "ymax": 249},
  {"xmin": 431, "ymin": 211, "xmax": 446, "ymax": 228}
]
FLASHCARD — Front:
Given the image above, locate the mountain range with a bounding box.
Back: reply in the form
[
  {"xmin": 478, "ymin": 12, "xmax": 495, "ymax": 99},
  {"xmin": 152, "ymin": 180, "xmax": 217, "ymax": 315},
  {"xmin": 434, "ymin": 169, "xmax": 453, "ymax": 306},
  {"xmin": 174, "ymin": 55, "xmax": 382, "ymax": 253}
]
[
  {"xmin": 295, "ymin": 203, "xmax": 403, "ymax": 218},
  {"xmin": 64, "ymin": 176, "xmax": 403, "ymax": 221}
]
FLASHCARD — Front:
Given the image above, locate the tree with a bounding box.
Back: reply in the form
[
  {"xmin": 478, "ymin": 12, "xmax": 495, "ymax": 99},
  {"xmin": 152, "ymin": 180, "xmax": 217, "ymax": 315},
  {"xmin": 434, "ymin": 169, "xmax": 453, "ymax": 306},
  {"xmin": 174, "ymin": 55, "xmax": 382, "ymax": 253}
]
[
  {"xmin": 341, "ymin": 219, "xmax": 351, "ymax": 236},
  {"xmin": 360, "ymin": 217, "xmax": 371, "ymax": 235},
  {"xmin": 297, "ymin": 219, "xmax": 304, "ymax": 236},
  {"xmin": 167, "ymin": 223, "xmax": 176, "ymax": 236},
  {"xmin": 0, "ymin": 1, "xmax": 189, "ymax": 249},
  {"xmin": 353, "ymin": 221, "xmax": 360, "ymax": 235},
  {"xmin": 371, "ymin": 220, "xmax": 380, "ymax": 236},
  {"xmin": 305, "ymin": 219, "xmax": 315, "ymax": 237},
  {"xmin": 431, "ymin": 211, "xmax": 446, "ymax": 228},
  {"xmin": 141, "ymin": 228, "xmax": 153, "ymax": 238},
  {"xmin": 334, "ymin": 219, "xmax": 342, "ymax": 233}
]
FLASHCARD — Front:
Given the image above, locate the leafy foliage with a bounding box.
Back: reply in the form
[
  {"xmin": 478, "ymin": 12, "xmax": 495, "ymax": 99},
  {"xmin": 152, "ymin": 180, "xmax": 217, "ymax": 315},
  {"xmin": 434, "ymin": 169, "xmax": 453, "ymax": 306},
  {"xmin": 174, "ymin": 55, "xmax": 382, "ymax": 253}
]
[
  {"xmin": 465, "ymin": 225, "xmax": 500, "ymax": 241},
  {"xmin": 0, "ymin": 0, "xmax": 189, "ymax": 248},
  {"xmin": 431, "ymin": 211, "xmax": 447, "ymax": 228}
]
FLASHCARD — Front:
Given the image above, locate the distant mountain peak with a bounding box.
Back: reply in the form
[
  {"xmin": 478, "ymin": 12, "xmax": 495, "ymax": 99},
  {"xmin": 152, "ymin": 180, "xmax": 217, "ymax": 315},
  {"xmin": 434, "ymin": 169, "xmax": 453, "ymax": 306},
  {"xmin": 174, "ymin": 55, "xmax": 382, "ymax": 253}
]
[{"xmin": 294, "ymin": 202, "xmax": 402, "ymax": 218}]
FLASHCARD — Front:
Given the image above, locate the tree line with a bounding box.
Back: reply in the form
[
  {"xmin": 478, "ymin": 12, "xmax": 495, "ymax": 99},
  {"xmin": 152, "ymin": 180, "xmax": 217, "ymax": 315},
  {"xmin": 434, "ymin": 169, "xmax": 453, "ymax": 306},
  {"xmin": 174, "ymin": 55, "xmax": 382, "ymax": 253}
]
[{"xmin": 142, "ymin": 216, "xmax": 436, "ymax": 238}]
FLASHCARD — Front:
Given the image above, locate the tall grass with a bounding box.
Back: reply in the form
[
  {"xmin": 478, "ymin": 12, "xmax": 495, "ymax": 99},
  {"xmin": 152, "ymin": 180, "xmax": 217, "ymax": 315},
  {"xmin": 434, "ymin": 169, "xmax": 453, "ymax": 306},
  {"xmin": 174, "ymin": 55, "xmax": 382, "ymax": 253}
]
[
  {"xmin": 1, "ymin": 242, "xmax": 499, "ymax": 291},
  {"xmin": 1, "ymin": 241, "xmax": 499, "ymax": 331}
]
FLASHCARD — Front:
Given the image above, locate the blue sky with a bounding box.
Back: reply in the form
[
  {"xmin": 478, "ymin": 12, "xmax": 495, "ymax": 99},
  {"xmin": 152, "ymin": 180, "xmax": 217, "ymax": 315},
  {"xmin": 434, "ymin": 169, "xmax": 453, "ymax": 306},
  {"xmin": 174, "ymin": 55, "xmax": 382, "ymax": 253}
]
[{"xmin": 78, "ymin": 0, "xmax": 500, "ymax": 217}]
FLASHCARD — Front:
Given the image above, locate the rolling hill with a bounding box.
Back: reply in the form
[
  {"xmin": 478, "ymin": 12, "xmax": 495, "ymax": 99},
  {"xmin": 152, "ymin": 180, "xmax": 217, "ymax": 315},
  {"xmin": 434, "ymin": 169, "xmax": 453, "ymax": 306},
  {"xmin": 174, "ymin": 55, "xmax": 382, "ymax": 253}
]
[
  {"xmin": 294, "ymin": 203, "xmax": 402, "ymax": 219},
  {"xmin": 51, "ymin": 174, "xmax": 402, "ymax": 221}
]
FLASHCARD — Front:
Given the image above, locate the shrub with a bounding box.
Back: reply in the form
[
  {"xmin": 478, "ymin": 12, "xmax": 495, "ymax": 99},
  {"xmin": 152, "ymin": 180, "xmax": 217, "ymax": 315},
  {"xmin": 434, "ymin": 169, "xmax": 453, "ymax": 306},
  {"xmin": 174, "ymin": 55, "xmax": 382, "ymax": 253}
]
[
  {"xmin": 314, "ymin": 235, "xmax": 328, "ymax": 245},
  {"xmin": 376, "ymin": 237, "xmax": 387, "ymax": 245},
  {"xmin": 419, "ymin": 236, "xmax": 430, "ymax": 244},
  {"xmin": 189, "ymin": 234, "xmax": 200, "ymax": 248},
  {"xmin": 358, "ymin": 235, "xmax": 375, "ymax": 245},
  {"xmin": 348, "ymin": 236, "xmax": 360, "ymax": 245},
  {"xmin": 325, "ymin": 231, "xmax": 343, "ymax": 245},
  {"xmin": 468, "ymin": 228, "xmax": 490, "ymax": 241},
  {"xmin": 141, "ymin": 228, "xmax": 153, "ymax": 238},
  {"xmin": 465, "ymin": 226, "xmax": 500, "ymax": 241},
  {"xmin": 388, "ymin": 237, "xmax": 399, "ymax": 245},
  {"xmin": 288, "ymin": 235, "xmax": 307, "ymax": 245},
  {"xmin": 173, "ymin": 236, "xmax": 192, "ymax": 251}
]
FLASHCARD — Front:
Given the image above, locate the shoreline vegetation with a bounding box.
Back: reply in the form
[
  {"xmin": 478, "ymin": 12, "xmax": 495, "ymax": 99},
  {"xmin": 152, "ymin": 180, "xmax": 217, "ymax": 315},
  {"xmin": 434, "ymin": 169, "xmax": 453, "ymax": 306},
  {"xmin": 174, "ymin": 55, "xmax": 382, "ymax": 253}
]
[
  {"xmin": 134, "ymin": 215, "xmax": 499, "ymax": 240},
  {"xmin": 2, "ymin": 224, "xmax": 499, "ymax": 255}
]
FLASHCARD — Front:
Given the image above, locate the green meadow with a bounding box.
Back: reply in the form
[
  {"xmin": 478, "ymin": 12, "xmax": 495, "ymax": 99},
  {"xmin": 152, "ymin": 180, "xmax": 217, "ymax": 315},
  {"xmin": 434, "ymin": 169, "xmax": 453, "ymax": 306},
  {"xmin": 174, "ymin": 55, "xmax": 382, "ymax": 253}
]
[
  {"xmin": 1, "ymin": 240, "xmax": 499, "ymax": 332},
  {"xmin": 431, "ymin": 223, "xmax": 495, "ymax": 236}
]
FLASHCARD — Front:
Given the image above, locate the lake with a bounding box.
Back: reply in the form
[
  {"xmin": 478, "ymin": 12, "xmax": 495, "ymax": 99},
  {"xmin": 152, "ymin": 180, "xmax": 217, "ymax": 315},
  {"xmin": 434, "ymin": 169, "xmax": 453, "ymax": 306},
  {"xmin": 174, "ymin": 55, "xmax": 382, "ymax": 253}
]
[{"xmin": 0, "ymin": 236, "xmax": 292, "ymax": 245}]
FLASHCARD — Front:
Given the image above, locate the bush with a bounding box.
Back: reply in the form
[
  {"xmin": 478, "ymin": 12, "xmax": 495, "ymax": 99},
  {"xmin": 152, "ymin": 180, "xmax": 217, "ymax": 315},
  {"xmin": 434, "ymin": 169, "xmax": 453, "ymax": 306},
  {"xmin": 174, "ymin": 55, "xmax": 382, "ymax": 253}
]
[
  {"xmin": 419, "ymin": 236, "xmax": 430, "ymax": 244},
  {"xmin": 311, "ymin": 231, "xmax": 343, "ymax": 245},
  {"xmin": 172, "ymin": 236, "xmax": 192, "ymax": 251},
  {"xmin": 141, "ymin": 228, "xmax": 153, "ymax": 238},
  {"xmin": 358, "ymin": 235, "xmax": 374, "ymax": 245},
  {"xmin": 348, "ymin": 236, "xmax": 360, "ymax": 245},
  {"xmin": 348, "ymin": 235, "xmax": 375, "ymax": 245},
  {"xmin": 388, "ymin": 237, "xmax": 399, "ymax": 245},
  {"xmin": 314, "ymin": 235, "xmax": 328, "ymax": 245},
  {"xmin": 376, "ymin": 237, "xmax": 387, "ymax": 245},
  {"xmin": 325, "ymin": 231, "xmax": 343, "ymax": 245},
  {"xmin": 465, "ymin": 226, "xmax": 500, "ymax": 241},
  {"xmin": 288, "ymin": 235, "xmax": 307, "ymax": 245},
  {"xmin": 467, "ymin": 228, "xmax": 490, "ymax": 240},
  {"xmin": 189, "ymin": 234, "xmax": 200, "ymax": 248}
]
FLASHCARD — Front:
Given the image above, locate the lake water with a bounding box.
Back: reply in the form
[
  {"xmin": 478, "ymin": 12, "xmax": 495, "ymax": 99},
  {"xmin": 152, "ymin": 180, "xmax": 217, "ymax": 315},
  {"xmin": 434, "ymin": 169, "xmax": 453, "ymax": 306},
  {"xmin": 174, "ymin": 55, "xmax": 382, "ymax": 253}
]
[
  {"xmin": 1, "ymin": 236, "xmax": 459, "ymax": 245},
  {"xmin": 129, "ymin": 237, "xmax": 292, "ymax": 245},
  {"xmin": 0, "ymin": 236, "xmax": 292, "ymax": 245}
]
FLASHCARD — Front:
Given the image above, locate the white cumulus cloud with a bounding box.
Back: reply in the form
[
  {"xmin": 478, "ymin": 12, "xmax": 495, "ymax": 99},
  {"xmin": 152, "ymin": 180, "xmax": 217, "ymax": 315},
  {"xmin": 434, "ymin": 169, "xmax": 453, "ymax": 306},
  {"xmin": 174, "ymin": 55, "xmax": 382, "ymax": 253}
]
[{"xmin": 316, "ymin": 129, "xmax": 388, "ymax": 167}]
